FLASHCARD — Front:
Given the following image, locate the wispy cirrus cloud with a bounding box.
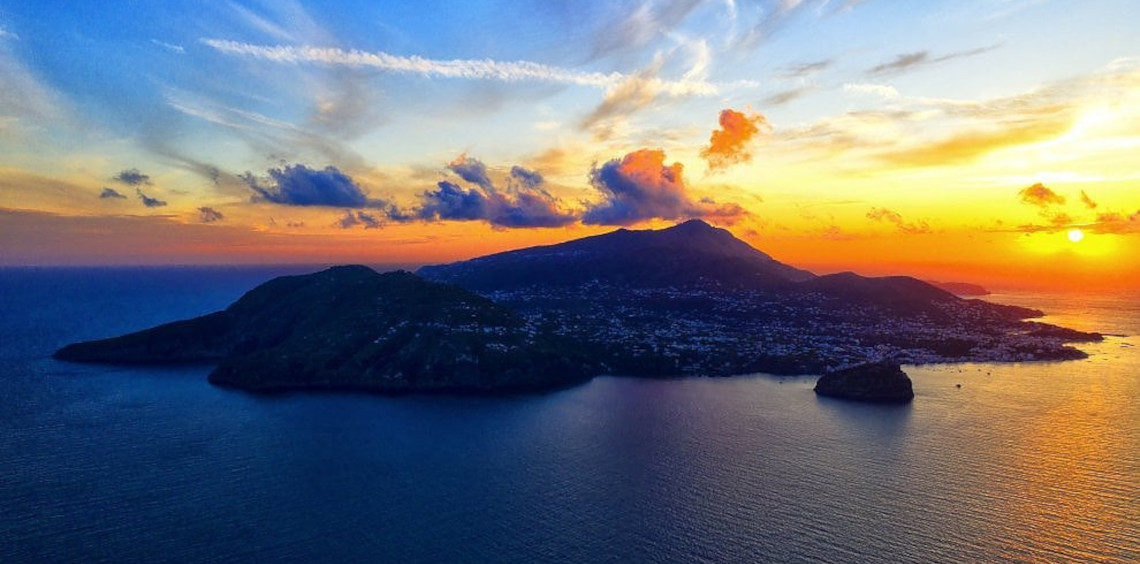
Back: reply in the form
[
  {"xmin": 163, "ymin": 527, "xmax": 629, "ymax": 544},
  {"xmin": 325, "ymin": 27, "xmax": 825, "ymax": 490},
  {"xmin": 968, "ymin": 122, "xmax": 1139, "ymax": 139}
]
[
  {"xmin": 867, "ymin": 43, "xmax": 1002, "ymax": 76},
  {"xmin": 200, "ymin": 39, "xmax": 719, "ymax": 97}
]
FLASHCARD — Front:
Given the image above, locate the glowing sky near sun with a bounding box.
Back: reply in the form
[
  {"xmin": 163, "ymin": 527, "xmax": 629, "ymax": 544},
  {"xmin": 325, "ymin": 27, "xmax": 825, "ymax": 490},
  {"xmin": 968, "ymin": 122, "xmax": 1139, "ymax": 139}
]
[{"xmin": 1, "ymin": 0, "xmax": 1138, "ymax": 290}]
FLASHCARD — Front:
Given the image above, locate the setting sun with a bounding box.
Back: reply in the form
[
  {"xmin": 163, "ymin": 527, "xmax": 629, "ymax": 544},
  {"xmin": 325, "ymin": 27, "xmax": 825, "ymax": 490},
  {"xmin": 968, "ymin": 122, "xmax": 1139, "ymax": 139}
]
[{"xmin": 1068, "ymin": 228, "xmax": 1085, "ymax": 243}]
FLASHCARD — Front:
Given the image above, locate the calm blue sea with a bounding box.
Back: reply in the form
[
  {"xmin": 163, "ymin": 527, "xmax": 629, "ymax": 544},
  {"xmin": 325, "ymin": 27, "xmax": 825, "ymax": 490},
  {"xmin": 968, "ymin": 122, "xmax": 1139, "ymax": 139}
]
[{"xmin": 1, "ymin": 267, "xmax": 1137, "ymax": 563}]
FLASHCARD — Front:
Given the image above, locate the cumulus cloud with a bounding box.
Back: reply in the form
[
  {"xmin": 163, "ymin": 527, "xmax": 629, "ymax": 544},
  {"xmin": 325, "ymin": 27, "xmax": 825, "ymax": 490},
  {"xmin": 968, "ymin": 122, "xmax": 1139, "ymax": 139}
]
[
  {"xmin": 242, "ymin": 163, "xmax": 381, "ymax": 208},
  {"xmin": 136, "ymin": 188, "xmax": 167, "ymax": 208},
  {"xmin": 113, "ymin": 168, "xmax": 152, "ymax": 186},
  {"xmin": 198, "ymin": 206, "xmax": 224, "ymax": 223},
  {"xmin": 582, "ymin": 149, "xmax": 746, "ymax": 226},
  {"xmin": 418, "ymin": 181, "xmax": 488, "ymax": 222},
  {"xmin": 509, "ymin": 166, "xmax": 544, "ymax": 190},
  {"xmin": 1018, "ymin": 182, "xmax": 1066, "ymax": 207},
  {"xmin": 99, "ymin": 187, "xmax": 127, "ymax": 199},
  {"xmin": 866, "ymin": 207, "xmax": 931, "ymax": 234},
  {"xmin": 448, "ymin": 154, "xmax": 493, "ymax": 191},
  {"xmin": 417, "ymin": 162, "xmax": 577, "ymax": 229},
  {"xmin": 702, "ymin": 109, "xmax": 769, "ymax": 171}
]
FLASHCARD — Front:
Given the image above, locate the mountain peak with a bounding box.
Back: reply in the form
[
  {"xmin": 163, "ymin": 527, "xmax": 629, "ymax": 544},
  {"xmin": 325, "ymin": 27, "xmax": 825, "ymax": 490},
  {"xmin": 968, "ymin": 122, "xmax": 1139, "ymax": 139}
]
[{"xmin": 418, "ymin": 218, "xmax": 815, "ymax": 291}]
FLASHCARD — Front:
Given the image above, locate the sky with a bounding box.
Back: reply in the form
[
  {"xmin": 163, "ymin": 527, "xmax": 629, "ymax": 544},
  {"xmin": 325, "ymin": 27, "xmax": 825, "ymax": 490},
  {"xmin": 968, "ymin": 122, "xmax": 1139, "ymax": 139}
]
[{"xmin": 1, "ymin": 0, "xmax": 1138, "ymax": 291}]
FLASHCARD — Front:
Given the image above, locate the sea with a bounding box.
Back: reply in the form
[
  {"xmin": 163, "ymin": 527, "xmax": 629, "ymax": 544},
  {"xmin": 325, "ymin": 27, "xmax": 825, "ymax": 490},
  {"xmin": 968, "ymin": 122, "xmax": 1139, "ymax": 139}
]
[{"xmin": 1, "ymin": 266, "xmax": 1137, "ymax": 563}]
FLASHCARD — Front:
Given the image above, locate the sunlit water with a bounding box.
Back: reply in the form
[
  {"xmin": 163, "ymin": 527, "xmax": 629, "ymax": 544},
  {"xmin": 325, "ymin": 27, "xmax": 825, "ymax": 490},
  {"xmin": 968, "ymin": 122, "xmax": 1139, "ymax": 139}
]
[{"xmin": 1, "ymin": 268, "xmax": 1136, "ymax": 563}]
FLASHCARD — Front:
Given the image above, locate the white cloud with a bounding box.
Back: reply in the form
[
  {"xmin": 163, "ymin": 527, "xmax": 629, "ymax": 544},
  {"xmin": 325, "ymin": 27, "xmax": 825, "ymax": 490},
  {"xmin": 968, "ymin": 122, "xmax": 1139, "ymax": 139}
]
[
  {"xmin": 843, "ymin": 83, "xmax": 900, "ymax": 99},
  {"xmin": 201, "ymin": 39, "xmax": 721, "ymax": 97},
  {"xmin": 150, "ymin": 39, "xmax": 185, "ymax": 54}
]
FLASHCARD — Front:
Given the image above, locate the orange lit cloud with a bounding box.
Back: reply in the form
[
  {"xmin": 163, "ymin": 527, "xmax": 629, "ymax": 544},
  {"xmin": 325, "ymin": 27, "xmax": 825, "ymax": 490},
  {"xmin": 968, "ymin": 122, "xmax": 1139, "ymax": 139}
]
[
  {"xmin": 865, "ymin": 207, "xmax": 930, "ymax": 234},
  {"xmin": 701, "ymin": 109, "xmax": 769, "ymax": 171},
  {"xmin": 880, "ymin": 118, "xmax": 1071, "ymax": 167},
  {"xmin": 1080, "ymin": 190, "xmax": 1098, "ymax": 209},
  {"xmin": 1018, "ymin": 183, "xmax": 1066, "ymax": 207},
  {"xmin": 584, "ymin": 148, "xmax": 745, "ymax": 225}
]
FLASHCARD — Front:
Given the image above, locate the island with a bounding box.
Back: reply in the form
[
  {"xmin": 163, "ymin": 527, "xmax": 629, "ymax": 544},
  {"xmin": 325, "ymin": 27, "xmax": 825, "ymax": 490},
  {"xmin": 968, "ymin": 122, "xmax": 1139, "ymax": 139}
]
[
  {"xmin": 55, "ymin": 220, "xmax": 1103, "ymax": 396},
  {"xmin": 813, "ymin": 360, "xmax": 915, "ymax": 404}
]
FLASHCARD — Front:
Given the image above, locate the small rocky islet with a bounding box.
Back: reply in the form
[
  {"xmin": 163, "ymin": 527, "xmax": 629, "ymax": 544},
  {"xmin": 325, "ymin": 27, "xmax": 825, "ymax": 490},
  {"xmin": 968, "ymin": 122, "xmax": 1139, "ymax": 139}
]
[{"xmin": 55, "ymin": 220, "xmax": 1102, "ymax": 400}]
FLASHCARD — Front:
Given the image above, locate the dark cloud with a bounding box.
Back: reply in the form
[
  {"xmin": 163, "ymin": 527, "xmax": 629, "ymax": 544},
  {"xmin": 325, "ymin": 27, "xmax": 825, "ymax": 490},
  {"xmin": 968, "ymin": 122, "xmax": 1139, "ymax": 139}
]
[
  {"xmin": 418, "ymin": 181, "xmax": 488, "ymax": 222},
  {"xmin": 99, "ymin": 187, "xmax": 127, "ymax": 199},
  {"xmin": 509, "ymin": 166, "xmax": 544, "ymax": 190},
  {"xmin": 136, "ymin": 188, "xmax": 167, "ymax": 208},
  {"xmin": 868, "ymin": 44, "xmax": 1002, "ymax": 76},
  {"xmin": 583, "ymin": 149, "xmax": 746, "ymax": 226},
  {"xmin": 417, "ymin": 176, "xmax": 576, "ymax": 229},
  {"xmin": 702, "ymin": 109, "xmax": 769, "ymax": 171},
  {"xmin": 448, "ymin": 154, "xmax": 493, "ymax": 191},
  {"xmin": 198, "ymin": 206, "xmax": 224, "ymax": 223},
  {"xmin": 242, "ymin": 164, "xmax": 389, "ymax": 209},
  {"xmin": 356, "ymin": 211, "xmax": 382, "ymax": 229},
  {"xmin": 866, "ymin": 207, "xmax": 931, "ymax": 234},
  {"xmin": 1080, "ymin": 190, "xmax": 1098, "ymax": 209},
  {"xmin": 1018, "ymin": 183, "xmax": 1066, "ymax": 207},
  {"xmin": 113, "ymin": 168, "xmax": 152, "ymax": 186}
]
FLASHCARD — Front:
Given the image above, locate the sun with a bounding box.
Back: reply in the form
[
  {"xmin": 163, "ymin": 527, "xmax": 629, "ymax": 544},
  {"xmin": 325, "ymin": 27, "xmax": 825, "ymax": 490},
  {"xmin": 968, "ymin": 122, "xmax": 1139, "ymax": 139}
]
[{"xmin": 1067, "ymin": 228, "xmax": 1085, "ymax": 243}]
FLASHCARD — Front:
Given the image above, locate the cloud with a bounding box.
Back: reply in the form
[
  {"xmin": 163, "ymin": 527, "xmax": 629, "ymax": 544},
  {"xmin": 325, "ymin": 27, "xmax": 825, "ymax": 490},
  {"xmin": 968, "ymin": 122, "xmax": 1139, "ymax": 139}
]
[
  {"xmin": 778, "ymin": 59, "xmax": 832, "ymax": 79},
  {"xmin": 99, "ymin": 187, "xmax": 127, "ymax": 199},
  {"xmin": 418, "ymin": 164, "xmax": 577, "ymax": 229},
  {"xmin": 1010, "ymin": 209, "xmax": 1140, "ymax": 235},
  {"xmin": 1018, "ymin": 183, "xmax": 1066, "ymax": 207},
  {"xmin": 579, "ymin": 59, "xmax": 693, "ymax": 138},
  {"xmin": 418, "ymin": 181, "xmax": 488, "ymax": 222},
  {"xmin": 1080, "ymin": 190, "xmax": 1098, "ymax": 209},
  {"xmin": 843, "ymin": 83, "xmax": 900, "ymax": 99},
  {"xmin": 336, "ymin": 210, "xmax": 383, "ymax": 229},
  {"xmin": 590, "ymin": 0, "xmax": 704, "ymax": 58},
  {"xmin": 583, "ymin": 148, "xmax": 746, "ymax": 225},
  {"xmin": 879, "ymin": 117, "xmax": 1072, "ymax": 167},
  {"xmin": 868, "ymin": 44, "xmax": 1002, "ymax": 76},
  {"xmin": 356, "ymin": 210, "xmax": 382, "ymax": 229},
  {"xmin": 202, "ymin": 39, "xmax": 719, "ymax": 97},
  {"xmin": 764, "ymin": 87, "xmax": 814, "ymax": 106},
  {"xmin": 509, "ymin": 166, "xmax": 544, "ymax": 190},
  {"xmin": 448, "ymin": 154, "xmax": 493, "ymax": 191},
  {"xmin": 865, "ymin": 207, "xmax": 931, "ymax": 234},
  {"xmin": 136, "ymin": 188, "xmax": 167, "ymax": 208},
  {"xmin": 113, "ymin": 168, "xmax": 152, "ymax": 186},
  {"xmin": 198, "ymin": 206, "xmax": 224, "ymax": 223},
  {"xmin": 150, "ymin": 39, "xmax": 185, "ymax": 54},
  {"xmin": 242, "ymin": 163, "xmax": 387, "ymax": 208},
  {"xmin": 702, "ymin": 109, "xmax": 769, "ymax": 171},
  {"xmin": 1090, "ymin": 210, "xmax": 1140, "ymax": 234}
]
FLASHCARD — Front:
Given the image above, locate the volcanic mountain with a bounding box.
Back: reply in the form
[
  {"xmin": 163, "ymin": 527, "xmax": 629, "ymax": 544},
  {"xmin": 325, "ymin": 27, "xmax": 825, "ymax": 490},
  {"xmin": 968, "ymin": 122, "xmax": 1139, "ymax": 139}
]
[
  {"xmin": 55, "ymin": 220, "xmax": 1100, "ymax": 394},
  {"xmin": 418, "ymin": 219, "xmax": 815, "ymax": 291}
]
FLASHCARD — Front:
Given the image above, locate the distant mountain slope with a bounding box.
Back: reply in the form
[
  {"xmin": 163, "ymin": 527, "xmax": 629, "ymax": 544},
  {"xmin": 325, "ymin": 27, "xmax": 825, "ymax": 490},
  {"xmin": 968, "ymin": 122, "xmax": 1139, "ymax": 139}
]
[
  {"xmin": 418, "ymin": 219, "xmax": 816, "ymax": 291},
  {"xmin": 926, "ymin": 281, "xmax": 991, "ymax": 296},
  {"xmin": 56, "ymin": 266, "xmax": 593, "ymax": 393}
]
